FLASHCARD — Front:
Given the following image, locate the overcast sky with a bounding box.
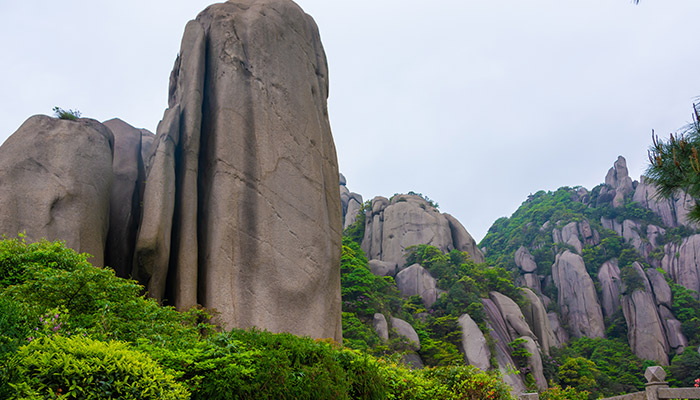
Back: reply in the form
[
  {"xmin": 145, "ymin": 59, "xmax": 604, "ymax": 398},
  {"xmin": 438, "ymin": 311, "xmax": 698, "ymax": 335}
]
[{"xmin": 1, "ymin": 0, "xmax": 698, "ymax": 242}]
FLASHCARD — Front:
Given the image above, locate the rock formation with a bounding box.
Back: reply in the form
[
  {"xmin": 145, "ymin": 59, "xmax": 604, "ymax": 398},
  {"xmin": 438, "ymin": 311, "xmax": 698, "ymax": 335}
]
[
  {"xmin": 361, "ymin": 194, "xmax": 484, "ymax": 270},
  {"xmin": 0, "ymin": 115, "xmax": 114, "ymax": 267},
  {"xmin": 339, "ymin": 173, "xmax": 363, "ymax": 230},
  {"xmin": 552, "ymin": 250, "xmax": 605, "ymax": 338},
  {"xmin": 621, "ymin": 263, "xmax": 670, "ymax": 365},
  {"xmin": 598, "ymin": 259, "xmax": 622, "ymax": 318},
  {"xmin": 390, "ymin": 317, "xmax": 421, "ymax": 350},
  {"xmin": 102, "ymin": 118, "xmax": 152, "ymax": 277},
  {"xmin": 520, "ymin": 288, "xmax": 559, "ymax": 355},
  {"xmin": 373, "ymin": 313, "xmax": 389, "ymax": 342},
  {"xmin": 458, "ymin": 313, "xmax": 491, "ymax": 371},
  {"xmin": 395, "ymin": 263, "xmax": 441, "ymax": 307},
  {"xmin": 600, "ymin": 155, "xmax": 635, "ymax": 208},
  {"xmin": 131, "ymin": 0, "xmax": 342, "ymax": 340},
  {"xmin": 661, "ymin": 234, "xmax": 700, "ymax": 297}
]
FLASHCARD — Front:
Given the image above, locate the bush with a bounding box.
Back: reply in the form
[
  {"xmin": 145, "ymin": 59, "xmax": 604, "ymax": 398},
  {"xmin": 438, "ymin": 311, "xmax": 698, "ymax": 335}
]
[
  {"xmin": 7, "ymin": 335, "xmax": 188, "ymax": 399},
  {"xmin": 53, "ymin": 106, "xmax": 81, "ymax": 120}
]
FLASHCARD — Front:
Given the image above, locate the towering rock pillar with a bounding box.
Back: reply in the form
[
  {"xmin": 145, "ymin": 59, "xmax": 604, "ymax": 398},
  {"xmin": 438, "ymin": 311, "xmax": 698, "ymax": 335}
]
[{"xmin": 135, "ymin": 0, "xmax": 342, "ymax": 341}]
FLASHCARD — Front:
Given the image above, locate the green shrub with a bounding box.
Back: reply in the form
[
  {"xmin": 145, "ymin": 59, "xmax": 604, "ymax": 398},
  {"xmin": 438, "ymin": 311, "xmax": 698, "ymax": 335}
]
[
  {"xmin": 53, "ymin": 106, "xmax": 81, "ymax": 120},
  {"xmin": 8, "ymin": 335, "xmax": 188, "ymax": 399}
]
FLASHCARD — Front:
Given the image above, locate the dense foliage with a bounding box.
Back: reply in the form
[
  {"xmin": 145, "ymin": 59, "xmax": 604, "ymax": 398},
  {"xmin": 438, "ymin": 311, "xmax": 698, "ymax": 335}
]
[{"xmin": 0, "ymin": 236, "xmax": 516, "ymax": 399}]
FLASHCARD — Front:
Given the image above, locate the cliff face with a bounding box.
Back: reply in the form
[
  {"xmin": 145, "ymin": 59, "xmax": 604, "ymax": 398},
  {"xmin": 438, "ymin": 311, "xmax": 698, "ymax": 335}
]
[
  {"xmin": 481, "ymin": 155, "xmax": 698, "ymax": 366},
  {"xmin": 0, "ymin": 0, "xmax": 343, "ymax": 342},
  {"xmin": 360, "ymin": 194, "xmax": 484, "ymax": 271}
]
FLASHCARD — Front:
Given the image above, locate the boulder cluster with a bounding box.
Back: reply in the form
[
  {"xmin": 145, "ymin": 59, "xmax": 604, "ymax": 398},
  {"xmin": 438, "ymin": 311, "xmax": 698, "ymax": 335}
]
[{"xmin": 0, "ymin": 0, "xmax": 342, "ymax": 341}]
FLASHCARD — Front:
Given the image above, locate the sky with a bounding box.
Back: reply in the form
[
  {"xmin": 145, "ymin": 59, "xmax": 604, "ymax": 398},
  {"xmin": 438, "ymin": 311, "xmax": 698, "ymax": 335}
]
[{"xmin": 1, "ymin": 0, "xmax": 698, "ymax": 243}]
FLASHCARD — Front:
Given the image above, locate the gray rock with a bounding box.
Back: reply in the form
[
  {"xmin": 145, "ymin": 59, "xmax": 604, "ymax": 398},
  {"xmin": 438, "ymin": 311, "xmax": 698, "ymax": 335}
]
[
  {"xmin": 647, "ymin": 225, "xmax": 666, "ymax": 249},
  {"xmin": 520, "ymin": 288, "xmax": 559, "ymax": 355},
  {"xmin": 444, "ymin": 213, "xmax": 485, "ymax": 263},
  {"xmin": 373, "ymin": 313, "xmax": 389, "ymax": 342},
  {"xmin": 553, "ymin": 221, "xmax": 583, "ymax": 255},
  {"xmin": 646, "ymin": 268, "xmax": 672, "ymax": 308},
  {"xmin": 658, "ymin": 305, "xmax": 688, "ymax": 354},
  {"xmin": 518, "ymin": 273, "xmax": 542, "ymax": 294},
  {"xmin": 489, "ymin": 291, "xmax": 536, "ymax": 341},
  {"xmin": 515, "ymin": 246, "xmax": 538, "ymax": 273},
  {"xmin": 390, "ymin": 317, "xmax": 421, "ymax": 350},
  {"xmin": 598, "ymin": 259, "xmax": 622, "ymax": 318},
  {"xmin": 395, "ymin": 263, "xmax": 441, "ymax": 307},
  {"xmin": 0, "ymin": 115, "xmax": 114, "ymax": 267},
  {"xmin": 368, "ymin": 259, "xmax": 397, "ymax": 277},
  {"xmin": 633, "ymin": 176, "xmax": 699, "ymax": 229},
  {"xmin": 136, "ymin": 0, "xmax": 343, "ymax": 340},
  {"xmin": 361, "ymin": 194, "xmax": 484, "ymax": 269},
  {"xmin": 621, "ymin": 263, "xmax": 670, "ymax": 365},
  {"xmin": 103, "ymin": 118, "xmax": 149, "ymax": 278},
  {"xmin": 552, "ymin": 250, "xmax": 605, "ymax": 338},
  {"xmin": 520, "ymin": 336, "xmax": 548, "ymax": 391},
  {"xmin": 339, "ymin": 173, "xmax": 347, "ymax": 187},
  {"xmin": 605, "ymin": 156, "xmax": 634, "ymax": 207},
  {"xmin": 344, "ymin": 197, "xmax": 363, "ymax": 230},
  {"xmin": 661, "ymin": 234, "xmax": 700, "ymax": 297},
  {"xmin": 401, "ymin": 353, "xmax": 424, "ymax": 369},
  {"xmin": 548, "ymin": 312, "xmax": 569, "ymax": 345},
  {"xmin": 458, "ymin": 313, "xmax": 491, "ymax": 371},
  {"xmin": 483, "ymin": 300, "xmax": 527, "ymax": 393}
]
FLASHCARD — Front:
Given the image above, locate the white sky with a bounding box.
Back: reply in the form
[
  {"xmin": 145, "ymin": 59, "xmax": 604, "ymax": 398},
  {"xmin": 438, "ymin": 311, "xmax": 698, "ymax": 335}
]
[{"xmin": 0, "ymin": 0, "xmax": 698, "ymax": 242}]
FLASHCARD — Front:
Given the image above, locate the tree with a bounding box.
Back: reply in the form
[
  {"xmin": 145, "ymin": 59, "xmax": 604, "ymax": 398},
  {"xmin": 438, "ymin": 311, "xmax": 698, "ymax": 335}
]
[{"xmin": 646, "ymin": 103, "xmax": 700, "ymax": 222}]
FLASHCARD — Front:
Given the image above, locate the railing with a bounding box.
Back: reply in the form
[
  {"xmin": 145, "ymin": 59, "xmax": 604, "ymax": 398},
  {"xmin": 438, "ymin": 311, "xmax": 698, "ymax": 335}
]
[{"xmin": 519, "ymin": 366, "xmax": 700, "ymax": 400}]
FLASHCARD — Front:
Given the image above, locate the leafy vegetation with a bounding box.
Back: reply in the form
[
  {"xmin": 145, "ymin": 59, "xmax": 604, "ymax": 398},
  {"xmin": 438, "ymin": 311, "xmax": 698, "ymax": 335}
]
[
  {"xmin": 0, "ymin": 236, "xmax": 516, "ymax": 399},
  {"xmin": 53, "ymin": 106, "xmax": 81, "ymax": 120}
]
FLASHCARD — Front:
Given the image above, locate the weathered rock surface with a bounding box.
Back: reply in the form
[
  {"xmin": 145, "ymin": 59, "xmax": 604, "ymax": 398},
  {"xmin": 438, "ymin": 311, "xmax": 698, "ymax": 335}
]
[
  {"xmin": 515, "ymin": 246, "xmax": 537, "ymax": 273},
  {"xmin": 361, "ymin": 194, "xmax": 484, "ymax": 269},
  {"xmin": 520, "ymin": 288, "xmax": 559, "ymax": 354},
  {"xmin": 134, "ymin": 0, "xmax": 342, "ymax": 340},
  {"xmin": 621, "ymin": 263, "xmax": 670, "ymax": 365},
  {"xmin": 339, "ymin": 174, "xmax": 363, "ymax": 230},
  {"xmin": 0, "ymin": 115, "xmax": 114, "ymax": 267},
  {"xmin": 483, "ymin": 298, "xmax": 527, "ymax": 393},
  {"xmin": 517, "ymin": 273, "xmax": 542, "ymax": 294},
  {"xmin": 661, "ymin": 234, "xmax": 700, "ymax": 297},
  {"xmin": 391, "ymin": 317, "xmax": 421, "ymax": 350},
  {"xmin": 552, "ymin": 250, "xmax": 605, "ymax": 338},
  {"xmin": 520, "ymin": 336, "xmax": 548, "ymax": 391},
  {"xmin": 490, "ymin": 291, "xmax": 536, "ymax": 341},
  {"xmin": 368, "ymin": 259, "xmax": 396, "ymax": 277},
  {"xmin": 646, "ymin": 268, "xmax": 672, "ymax": 308},
  {"xmin": 458, "ymin": 313, "xmax": 491, "ymax": 371},
  {"xmin": 633, "ymin": 176, "xmax": 698, "ymax": 228},
  {"xmin": 598, "ymin": 259, "xmax": 622, "ymax": 318},
  {"xmin": 373, "ymin": 313, "xmax": 389, "ymax": 342},
  {"xmin": 102, "ymin": 118, "xmax": 150, "ymax": 278},
  {"xmin": 602, "ymin": 155, "xmax": 635, "ymax": 207},
  {"xmin": 395, "ymin": 263, "xmax": 441, "ymax": 307},
  {"xmin": 658, "ymin": 305, "xmax": 688, "ymax": 354},
  {"xmin": 548, "ymin": 311, "xmax": 569, "ymax": 346},
  {"xmin": 553, "ymin": 221, "xmax": 583, "ymax": 254}
]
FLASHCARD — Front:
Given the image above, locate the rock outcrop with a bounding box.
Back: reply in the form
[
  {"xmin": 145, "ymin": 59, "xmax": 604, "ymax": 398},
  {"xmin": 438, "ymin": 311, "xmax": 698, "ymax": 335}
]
[
  {"xmin": 103, "ymin": 118, "xmax": 151, "ymax": 277},
  {"xmin": 661, "ymin": 234, "xmax": 700, "ymax": 297},
  {"xmin": 133, "ymin": 0, "xmax": 342, "ymax": 340},
  {"xmin": 489, "ymin": 291, "xmax": 536, "ymax": 341},
  {"xmin": 621, "ymin": 262, "xmax": 670, "ymax": 365},
  {"xmin": 395, "ymin": 263, "xmax": 441, "ymax": 307},
  {"xmin": 0, "ymin": 115, "xmax": 114, "ymax": 267},
  {"xmin": 458, "ymin": 313, "xmax": 491, "ymax": 371},
  {"xmin": 520, "ymin": 288, "xmax": 559, "ymax": 354},
  {"xmin": 515, "ymin": 246, "xmax": 537, "ymax": 273},
  {"xmin": 633, "ymin": 176, "xmax": 697, "ymax": 229},
  {"xmin": 339, "ymin": 173, "xmax": 363, "ymax": 230},
  {"xmin": 552, "ymin": 250, "xmax": 605, "ymax": 338},
  {"xmin": 361, "ymin": 194, "xmax": 484, "ymax": 270},
  {"xmin": 373, "ymin": 313, "xmax": 389, "ymax": 342},
  {"xmin": 390, "ymin": 317, "xmax": 421, "ymax": 350},
  {"xmin": 598, "ymin": 259, "xmax": 622, "ymax": 318},
  {"xmin": 600, "ymin": 155, "xmax": 635, "ymax": 208}
]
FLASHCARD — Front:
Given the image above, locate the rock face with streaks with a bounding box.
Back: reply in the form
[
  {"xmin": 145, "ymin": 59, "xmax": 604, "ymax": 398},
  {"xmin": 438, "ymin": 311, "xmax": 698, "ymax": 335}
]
[
  {"xmin": 103, "ymin": 118, "xmax": 152, "ymax": 278},
  {"xmin": 598, "ymin": 259, "xmax": 622, "ymax": 318},
  {"xmin": 133, "ymin": 0, "xmax": 342, "ymax": 340},
  {"xmin": 339, "ymin": 173, "xmax": 363, "ymax": 230},
  {"xmin": 362, "ymin": 194, "xmax": 484, "ymax": 269},
  {"xmin": 621, "ymin": 263, "xmax": 670, "ymax": 365},
  {"xmin": 520, "ymin": 288, "xmax": 559, "ymax": 355},
  {"xmin": 458, "ymin": 313, "xmax": 491, "ymax": 371},
  {"xmin": 0, "ymin": 115, "xmax": 114, "ymax": 267},
  {"xmin": 552, "ymin": 250, "xmax": 605, "ymax": 338}
]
